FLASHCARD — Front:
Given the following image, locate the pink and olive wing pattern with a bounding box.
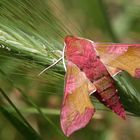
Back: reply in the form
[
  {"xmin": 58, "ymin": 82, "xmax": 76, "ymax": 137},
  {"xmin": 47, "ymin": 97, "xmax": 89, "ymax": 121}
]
[
  {"xmin": 95, "ymin": 44, "xmax": 140, "ymax": 78},
  {"xmin": 60, "ymin": 61, "xmax": 95, "ymax": 136}
]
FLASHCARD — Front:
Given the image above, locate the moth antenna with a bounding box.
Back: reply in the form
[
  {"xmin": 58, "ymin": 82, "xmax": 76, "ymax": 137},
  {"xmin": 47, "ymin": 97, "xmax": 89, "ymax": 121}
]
[
  {"xmin": 62, "ymin": 43, "xmax": 67, "ymax": 72},
  {"xmin": 38, "ymin": 43, "xmax": 67, "ymax": 76},
  {"xmin": 38, "ymin": 56, "xmax": 63, "ymax": 76}
]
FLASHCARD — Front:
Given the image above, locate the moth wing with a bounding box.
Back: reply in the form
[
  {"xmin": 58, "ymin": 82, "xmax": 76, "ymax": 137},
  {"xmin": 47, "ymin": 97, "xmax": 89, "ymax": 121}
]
[
  {"xmin": 96, "ymin": 44, "xmax": 140, "ymax": 78},
  {"xmin": 60, "ymin": 61, "xmax": 95, "ymax": 136}
]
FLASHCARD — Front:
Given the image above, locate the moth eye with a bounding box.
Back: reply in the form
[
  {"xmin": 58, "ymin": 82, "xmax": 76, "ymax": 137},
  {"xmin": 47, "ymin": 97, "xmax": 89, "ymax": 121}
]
[{"xmin": 96, "ymin": 56, "xmax": 100, "ymax": 59}]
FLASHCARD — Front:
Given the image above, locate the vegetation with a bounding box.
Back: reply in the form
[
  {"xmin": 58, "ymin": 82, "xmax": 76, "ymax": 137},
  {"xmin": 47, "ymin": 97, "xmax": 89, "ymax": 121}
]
[{"xmin": 0, "ymin": 0, "xmax": 140, "ymax": 140}]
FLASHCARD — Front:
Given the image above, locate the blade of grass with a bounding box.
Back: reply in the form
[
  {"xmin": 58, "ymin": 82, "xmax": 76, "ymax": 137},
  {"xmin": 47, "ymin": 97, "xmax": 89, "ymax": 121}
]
[
  {"xmin": 0, "ymin": 106, "xmax": 42, "ymax": 140},
  {"xmin": 114, "ymin": 71, "xmax": 140, "ymax": 116},
  {"xmin": 0, "ymin": 88, "xmax": 33, "ymax": 129},
  {"xmin": 0, "ymin": 88, "xmax": 42, "ymax": 140}
]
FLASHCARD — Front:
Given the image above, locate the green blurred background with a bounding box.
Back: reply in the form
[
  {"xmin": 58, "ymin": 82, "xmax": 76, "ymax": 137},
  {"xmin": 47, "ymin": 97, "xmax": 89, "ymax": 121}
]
[{"xmin": 0, "ymin": 0, "xmax": 140, "ymax": 140}]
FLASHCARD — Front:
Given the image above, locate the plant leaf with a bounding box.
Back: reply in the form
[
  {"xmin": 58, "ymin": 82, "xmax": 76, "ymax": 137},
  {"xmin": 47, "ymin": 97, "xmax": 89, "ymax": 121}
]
[{"xmin": 114, "ymin": 71, "xmax": 140, "ymax": 116}]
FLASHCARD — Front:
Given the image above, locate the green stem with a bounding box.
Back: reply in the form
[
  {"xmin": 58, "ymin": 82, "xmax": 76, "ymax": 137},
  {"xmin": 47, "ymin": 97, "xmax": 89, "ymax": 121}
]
[
  {"xmin": 0, "ymin": 88, "xmax": 34, "ymax": 130},
  {"xmin": 0, "ymin": 107, "xmax": 60, "ymax": 115}
]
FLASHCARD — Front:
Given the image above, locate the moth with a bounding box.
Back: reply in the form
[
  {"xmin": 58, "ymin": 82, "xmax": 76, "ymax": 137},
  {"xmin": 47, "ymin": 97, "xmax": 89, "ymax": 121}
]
[{"xmin": 60, "ymin": 36, "xmax": 140, "ymax": 136}]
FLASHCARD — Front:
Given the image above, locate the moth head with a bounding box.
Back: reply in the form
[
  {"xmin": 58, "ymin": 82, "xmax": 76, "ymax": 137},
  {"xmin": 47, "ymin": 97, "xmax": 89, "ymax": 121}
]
[{"xmin": 64, "ymin": 35, "xmax": 95, "ymax": 58}]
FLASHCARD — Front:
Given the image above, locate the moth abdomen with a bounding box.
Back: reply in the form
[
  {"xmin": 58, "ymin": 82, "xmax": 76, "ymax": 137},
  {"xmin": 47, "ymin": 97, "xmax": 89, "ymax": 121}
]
[{"xmin": 93, "ymin": 75, "xmax": 126, "ymax": 119}]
